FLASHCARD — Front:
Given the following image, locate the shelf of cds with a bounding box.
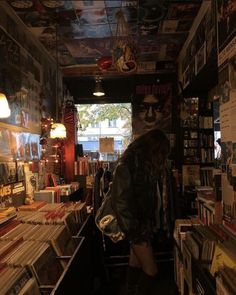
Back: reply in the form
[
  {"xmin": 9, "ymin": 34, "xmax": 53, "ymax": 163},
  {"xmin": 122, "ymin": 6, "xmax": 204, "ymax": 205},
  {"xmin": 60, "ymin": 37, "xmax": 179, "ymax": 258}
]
[
  {"xmin": 180, "ymin": 96, "xmax": 214, "ymax": 217},
  {"xmin": 180, "ymin": 97, "xmax": 214, "ymax": 166},
  {"xmin": 196, "ymin": 187, "xmax": 222, "ymax": 226},
  {"xmin": 174, "ymin": 217, "xmax": 236, "ymax": 295},
  {"xmin": 0, "ymin": 201, "xmax": 92, "ymax": 295}
]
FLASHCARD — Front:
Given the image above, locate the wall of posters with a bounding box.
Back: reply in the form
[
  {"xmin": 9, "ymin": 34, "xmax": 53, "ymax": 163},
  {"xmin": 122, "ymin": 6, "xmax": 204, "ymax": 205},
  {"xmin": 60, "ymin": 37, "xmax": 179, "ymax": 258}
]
[
  {"xmin": 0, "ymin": 26, "xmax": 41, "ymax": 132},
  {"xmin": 0, "ymin": 126, "xmax": 40, "ymax": 161},
  {"xmin": 0, "ymin": 5, "xmax": 60, "ymax": 132}
]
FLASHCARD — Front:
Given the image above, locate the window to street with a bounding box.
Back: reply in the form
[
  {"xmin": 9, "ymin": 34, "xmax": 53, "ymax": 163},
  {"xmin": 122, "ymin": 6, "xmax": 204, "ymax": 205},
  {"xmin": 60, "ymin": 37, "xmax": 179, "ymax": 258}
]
[{"xmin": 76, "ymin": 103, "xmax": 132, "ymax": 161}]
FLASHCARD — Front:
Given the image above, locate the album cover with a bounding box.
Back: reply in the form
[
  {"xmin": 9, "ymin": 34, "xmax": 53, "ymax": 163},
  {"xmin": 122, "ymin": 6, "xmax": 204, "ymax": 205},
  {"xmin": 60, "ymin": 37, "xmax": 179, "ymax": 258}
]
[
  {"xmin": 182, "ymin": 241, "xmax": 192, "ymax": 291},
  {"xmin": 0, "ymin": 266, "xmax": 31, "ymax": 295},
  {"xmin": 16, "ymin": 161, "xmax": 25, "ymax": 181},
  {"xmin": 25, "ymin": 171, "xmax": 38, "ymax": 198},
  {"xmin": 18, "ymin": 277, "xmax": 41, "ymax": 295},
  {"xmin": 0, "ymin": 161, "xmax": 16, "ymax": 184},
  {"xmin": 210, "ymin": 242, "xmax": 236, "ymax": 276},
  {"xmin": 31, "ymin": 243, "xmax": 63, "ymax": 285},
  {"xmin": 182, "ymin": 165, "xmax": 200, "ymax": 187},
  {"xmin": 51, "ymin": 225, "xmax": 76, "ymax": 257},
  {"xmin": 192, "ymin": 258, "xmax": 216, "ymax": 295}
]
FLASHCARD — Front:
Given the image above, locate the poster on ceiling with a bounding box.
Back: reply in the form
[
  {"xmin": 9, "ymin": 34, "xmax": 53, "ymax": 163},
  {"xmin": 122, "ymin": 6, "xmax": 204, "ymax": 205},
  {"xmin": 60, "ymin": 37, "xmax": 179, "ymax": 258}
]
[{"xmin": 132, "ymin": 83, "xmax": 172, "ymax": 137}]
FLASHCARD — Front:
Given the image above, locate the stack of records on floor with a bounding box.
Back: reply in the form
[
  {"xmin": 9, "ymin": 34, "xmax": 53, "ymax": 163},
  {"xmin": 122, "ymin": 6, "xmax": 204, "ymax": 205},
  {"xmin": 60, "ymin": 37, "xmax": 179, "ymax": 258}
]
[{"xmin": 0, "ymin": 265, "xmax": 40, "ymax": 294}]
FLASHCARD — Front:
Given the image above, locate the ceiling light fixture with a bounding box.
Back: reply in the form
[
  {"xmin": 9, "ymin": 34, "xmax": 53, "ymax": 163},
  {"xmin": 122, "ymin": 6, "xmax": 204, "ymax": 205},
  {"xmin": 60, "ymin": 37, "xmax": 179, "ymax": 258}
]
[
  {"xmin": 50, "ymin": 24, "xmax": 67, "ymax": 139},
  {"xmin": 0, "ymin": 92, "xmax": 11, "ymax": 118},
  {"xmin": 93, "ymin": 77, "xmax": 105, "ymax": 97}
]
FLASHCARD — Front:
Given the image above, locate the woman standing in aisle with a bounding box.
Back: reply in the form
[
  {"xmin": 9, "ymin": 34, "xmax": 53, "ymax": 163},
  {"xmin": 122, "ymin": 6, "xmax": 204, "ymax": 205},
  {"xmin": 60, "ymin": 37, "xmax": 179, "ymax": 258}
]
[{"xmin": 111, "ymin": 128, "xmax": 170, "ymax": 295}]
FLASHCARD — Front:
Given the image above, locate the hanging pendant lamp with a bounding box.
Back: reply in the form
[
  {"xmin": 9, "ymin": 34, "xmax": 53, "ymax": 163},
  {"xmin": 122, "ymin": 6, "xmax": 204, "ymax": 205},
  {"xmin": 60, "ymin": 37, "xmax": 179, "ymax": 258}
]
[
  {"xmin": 0, "ymin": 92, "xmax": 11, "ymax": 118},
  {"xmin": 50, "ymin": 24, "xmax": 66, "ymax": 139},
  {"xmin": 93, "ymin": 77, "xmax": 105, "ymax": 97}
]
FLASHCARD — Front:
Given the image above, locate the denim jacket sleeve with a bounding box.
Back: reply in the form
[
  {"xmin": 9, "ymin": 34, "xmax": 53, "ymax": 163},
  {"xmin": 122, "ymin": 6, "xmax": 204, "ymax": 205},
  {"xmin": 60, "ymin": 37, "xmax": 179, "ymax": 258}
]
[{"xmin": 111, "ymin": 162, "xmax": 134, "ymax": 235}]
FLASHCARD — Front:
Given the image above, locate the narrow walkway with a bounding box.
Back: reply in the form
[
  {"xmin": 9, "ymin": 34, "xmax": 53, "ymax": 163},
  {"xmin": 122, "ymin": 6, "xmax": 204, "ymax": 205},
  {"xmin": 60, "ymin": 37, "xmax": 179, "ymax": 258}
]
[
  {"xmin": 102, "ymin": 260, "xmax": 178, "ymax": 295},
  {"xmin": 90, "ymin": 231, "xmax": 178, "ymax": 295}
]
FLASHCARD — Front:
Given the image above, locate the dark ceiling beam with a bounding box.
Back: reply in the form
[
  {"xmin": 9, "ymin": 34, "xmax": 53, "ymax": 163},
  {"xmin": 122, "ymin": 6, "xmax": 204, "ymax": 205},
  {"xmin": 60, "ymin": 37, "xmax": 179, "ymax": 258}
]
[{"xmin": 64, "ymin": 73, "xmax": 177, "ymax": 104}]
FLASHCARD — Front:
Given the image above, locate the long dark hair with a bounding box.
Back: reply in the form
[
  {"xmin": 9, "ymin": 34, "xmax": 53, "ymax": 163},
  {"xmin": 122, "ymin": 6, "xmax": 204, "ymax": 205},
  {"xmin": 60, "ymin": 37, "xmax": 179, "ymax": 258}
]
[{"xmin": 120, "ymin": 128, "xmax": 170, "ymax": 183}]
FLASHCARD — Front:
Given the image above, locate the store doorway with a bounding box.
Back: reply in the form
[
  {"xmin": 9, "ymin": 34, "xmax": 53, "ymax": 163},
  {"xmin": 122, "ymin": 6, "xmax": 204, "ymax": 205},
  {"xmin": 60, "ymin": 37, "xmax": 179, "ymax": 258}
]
[{"xmin": 76, "ymin": 103, "xmax": 132, "ymax": 161}]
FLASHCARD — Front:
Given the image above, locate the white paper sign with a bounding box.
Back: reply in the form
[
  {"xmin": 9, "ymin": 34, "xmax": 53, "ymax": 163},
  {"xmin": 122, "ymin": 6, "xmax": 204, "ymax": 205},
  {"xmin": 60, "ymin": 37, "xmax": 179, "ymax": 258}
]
[{"xmin": 99, "ymin": 137, "xmax": 114, "ymax": 153}]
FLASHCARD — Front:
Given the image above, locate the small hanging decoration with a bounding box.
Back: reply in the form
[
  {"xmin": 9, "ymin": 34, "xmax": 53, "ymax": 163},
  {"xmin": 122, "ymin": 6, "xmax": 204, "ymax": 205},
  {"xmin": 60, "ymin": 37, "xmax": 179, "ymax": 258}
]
[{"xmin": 112, "ymin": 10, "xmax": 138, "ymax": 74}]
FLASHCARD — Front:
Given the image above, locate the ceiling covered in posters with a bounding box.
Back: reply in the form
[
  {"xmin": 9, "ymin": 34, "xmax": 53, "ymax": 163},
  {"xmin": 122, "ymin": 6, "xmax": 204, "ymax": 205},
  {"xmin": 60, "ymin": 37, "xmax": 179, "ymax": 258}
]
[{"xmin": 6, "ymin": 0, "xmax": 202, "ymax": 77}]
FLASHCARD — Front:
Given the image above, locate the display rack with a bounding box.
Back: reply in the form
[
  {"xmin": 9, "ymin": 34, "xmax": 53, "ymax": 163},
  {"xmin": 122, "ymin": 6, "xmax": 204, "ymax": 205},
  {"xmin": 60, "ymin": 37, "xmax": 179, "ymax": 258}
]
[
  {"xmin": 0, "ymin": 203, "xmax": 93, "ymax": 295},
  {"xmin": 180, "ymin": 96, "xmax": 214, "ymax": 216}
]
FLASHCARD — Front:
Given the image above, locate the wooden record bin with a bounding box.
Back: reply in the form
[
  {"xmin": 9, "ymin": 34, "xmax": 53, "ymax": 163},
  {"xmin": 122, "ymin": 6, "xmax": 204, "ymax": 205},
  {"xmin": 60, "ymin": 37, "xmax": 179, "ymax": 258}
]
[{"xmin": 0, "ymin": 207, "xmax": 93, "ymax": 295}]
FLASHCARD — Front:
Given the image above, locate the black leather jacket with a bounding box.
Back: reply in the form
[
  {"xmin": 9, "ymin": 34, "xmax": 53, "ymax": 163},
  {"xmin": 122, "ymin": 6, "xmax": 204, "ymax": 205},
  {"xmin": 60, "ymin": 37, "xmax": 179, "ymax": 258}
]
[{"xmin": 111, "ymin": 162, "xmax": 159, "ymax": 242}]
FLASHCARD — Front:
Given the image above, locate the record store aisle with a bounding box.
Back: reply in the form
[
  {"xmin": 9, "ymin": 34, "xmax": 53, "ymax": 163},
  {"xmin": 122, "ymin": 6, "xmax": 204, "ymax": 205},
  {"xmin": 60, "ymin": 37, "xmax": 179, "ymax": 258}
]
[
  {"xmin": 90, "ymin": 237, "xmax": 178, "ymax": 295},
  {"xmin": 91, "ymin": 261, "xmax": 178, "ymax": 295},
  {"xmin": 104, "ymin": 261, "xmax": 178, "ymax": 295}
]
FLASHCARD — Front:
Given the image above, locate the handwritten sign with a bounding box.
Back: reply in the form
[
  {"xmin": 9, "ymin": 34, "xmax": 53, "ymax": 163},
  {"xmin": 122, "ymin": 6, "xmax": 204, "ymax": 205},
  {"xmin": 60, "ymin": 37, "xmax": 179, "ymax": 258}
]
[{"xmin": 99, "ymin": 137, "xmax": 114, "ymax": 153}]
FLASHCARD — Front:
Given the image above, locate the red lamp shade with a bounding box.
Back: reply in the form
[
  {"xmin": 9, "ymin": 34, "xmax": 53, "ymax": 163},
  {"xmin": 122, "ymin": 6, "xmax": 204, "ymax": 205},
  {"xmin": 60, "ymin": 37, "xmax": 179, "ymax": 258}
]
[{"xmin": 97, "ymin": 56, "xmax": 112, "ymax": 71}]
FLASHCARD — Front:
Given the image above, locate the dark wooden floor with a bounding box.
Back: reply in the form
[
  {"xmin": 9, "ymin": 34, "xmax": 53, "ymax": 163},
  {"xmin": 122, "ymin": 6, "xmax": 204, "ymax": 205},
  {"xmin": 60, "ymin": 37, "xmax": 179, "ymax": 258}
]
[
  {"xmin": 101, "ymin": 261, "xmax": 178, "ymax": 295},
  {"xmin": 90, "ymin": 235, "xmax": 179, "ymax": 295}
]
